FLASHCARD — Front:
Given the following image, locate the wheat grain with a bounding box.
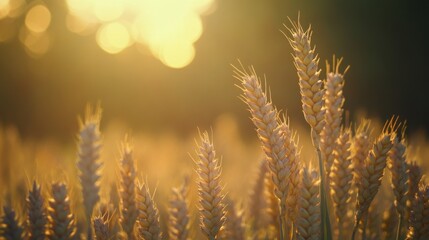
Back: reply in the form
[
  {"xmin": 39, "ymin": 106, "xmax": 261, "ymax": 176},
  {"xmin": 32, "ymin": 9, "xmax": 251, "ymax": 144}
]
[
  {"xmin": 118, "ymin": 140, "xmax": 137, "ymax": 240},
  {"xmin": 233, "ymin": 66, "xmax": 291, "ymax": 217},
  {"xmin": 168, "ymin": 178, "xmax": 190, "ymax": 240},
  {"xmin": 329, "ymin": 128, "xmax": 353, "ymax": 238},
  {"xmin": 47, "ymin": 182, "xmax": 76, "ymax": 240},
  {"xmin": 388, "ymin": 132, "xmax": 409, "ymax": 221},
  {"xmin": 284, "ymin": 18, "xmax": 324, "ymax": 137},
  {"xmin": 76, "ymin": 103, "xmax": 103, "ymax": 235},
  {"xmin": 137, "ymin": 181, "xmax": 162, "ymax": 240},
  {"xmin": 320, "ymin": 58, "xmax": 347, "ymax": 176},
  {"xmin": 352, "ymin": 120, "xmax": 396, "ymax": 239},
  {"xmin": 194, "ymin": 132, "xmax": 226, "ymax": 240},
  {"xmin": 296, "ymin": 166, "xmax": 320, "ymax": 240},
  {"xmin": 27, "ymin": 181, "xmax": 47, "ymax": 240},
  {"xmin": 406, "ymin": 184, "xmax": 429, "ymax": 240},
  {"xmin": 0, "ymin": 206, "xmax": 24, "ymax": 240}
]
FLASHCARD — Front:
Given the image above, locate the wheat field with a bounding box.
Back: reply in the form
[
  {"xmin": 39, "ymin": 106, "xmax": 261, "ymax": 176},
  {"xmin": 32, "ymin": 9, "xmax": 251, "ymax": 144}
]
[{"xmin": 0, "ymin": 18, "xmax": 428, "ymax": 240}]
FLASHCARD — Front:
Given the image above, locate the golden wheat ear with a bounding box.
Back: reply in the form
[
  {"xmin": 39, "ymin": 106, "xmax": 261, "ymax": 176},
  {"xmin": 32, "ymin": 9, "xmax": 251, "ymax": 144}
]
[
  {"xmin": 329, "ymin": 128, "xmax": 353, "ymax": 238},
  {"xmin": 0, "ymin": 206, "xmax": 24, "ymax": 240},
  {"xmin": 26, "ymin": 181, "xmax": 47, "ymax": 240},
  {"xmin": 194, "ymin": 131, "xmax": 226, "ymax": 239},
  {"xmin": 406, "ymin": 183, "xmax": 429, "ymax": 239},
  {"xmin": 118, "ymin": 139, "xmax": 137, "ymax": 240},
  {"xmin": 233, "ymin": 65, "xmax": 290, "ymax": 217},
  {"xmin": 168, "ymin": 177, "xmax": 190, "ymax": 240},
  {"xmin": 320, "ymin": 57, "xmax": 347, "ymax": 178},
  {"xmin": 284, "ymin": 18, "xmax": 324, "ymax": 138},
  {"xmin": 48, "ymin": 182, "xmax": 77, "ymax": 240},
  {"xmin": 136, "ymin": 180, "xmax": 162, "ymax": 240},
  {"xmin": 76, "ymin": 103, "xmax": 103, "ymax": 239},
  {"xmin": 296, "ymin": 166, "xmax": 321, "ymax": 240},
  {"xmin": 352, "ymin": 118, "xmax": 397, "ymax": 240}
]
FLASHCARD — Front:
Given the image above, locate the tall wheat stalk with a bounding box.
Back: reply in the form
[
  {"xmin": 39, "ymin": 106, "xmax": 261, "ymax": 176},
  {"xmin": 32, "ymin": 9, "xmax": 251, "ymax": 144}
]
[
  {"xmin": 76, "ymin": 104, "xmax": 103, "ymax": 239},
  {"xmin": 118, "ymin": 140, "xmax": 137, "ymax": 240},
  {"xmin": 285, "ymin": 17, "xmax": 330, "ymax": 240},
  {"xmin": 234, "ymin": 66, "xmax": 292, "ymax": 238}
]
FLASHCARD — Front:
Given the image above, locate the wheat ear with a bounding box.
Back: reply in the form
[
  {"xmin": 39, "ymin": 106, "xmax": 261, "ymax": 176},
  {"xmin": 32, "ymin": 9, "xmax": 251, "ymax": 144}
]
[
  {"xmin": 247, "ymin": 159, "xmax": 268, "ymax": 232},
  {"xmin": 27, "ymin": 181, "xmax": 47, "ymax": 240},
  {"xmin": 48, "ymin": 182, "xmax": 76, "ymax": 240},
  {"xmin": 320, "ymin": 58, "xmax": 347, "ymax": 177},
  {"xmin": 406, "ymin": 183, "xmax": 429, "ymax": 240},
  {"xmin": 329, "ymin": 128, "xmax": 353, "ymax": 238},
  {"xmin": 352, "ymin": 120, "xmax": 373, "ymax": 194},
  {"xmin": 168, "ymin": 178, "xmax": 190, "ymax": 240},
  {"xmin": 284, "ymin": 18, "xmax": 325, "ymax": 137},
  {"xmin": 0, "ymin": 206, "xmax": 24, "ymax": 240},
  {"xmin": 352, "ymin": 119, "xmax": 396, "ymax": 240},
  {"xmin": 264, "ymin": 168, "xmax": 280, "ymax": 239},
  {"xmin": 118, "ymin": 140, "xmax": 137, "ymax": 240},
  {"xmin": 194, "ymin": 131, "xmax": 226, "ymax": 240},
  {"xmin": 234, "ymin": 66, "xmax": 291, "ymax": 221},
  {"xmin": 296, "ymin": 166, "xmax": 321, "ymax": 240},
  {"xmin": 407, "ymin": 161, "xmax": 422, "ymax": 209},
  {"xmin": 93, "ymin": 217, "xmax": 109, "ymax": 240},
  {"xmin": 137, "ymin": 181, "xmax": 162, "ymax": 240},
  {"xmin": 76, "ymin": 104, "xmax": 102, "ymax": 239}
]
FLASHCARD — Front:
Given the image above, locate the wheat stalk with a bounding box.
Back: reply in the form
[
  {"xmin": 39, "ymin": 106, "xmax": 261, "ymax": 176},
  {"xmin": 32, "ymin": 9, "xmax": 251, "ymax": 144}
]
[
  {"xmin": 76, "ymin": 104, "xmax": 103, "ymax": 239},
  {"xmin": 194, "ymin": 131, "xmax": 226, "ymax": 240},
  {"xmin": 406, "ymin": 183, "xmax": 429, "ymax": 240},
  {"xmin": 168, "ymin": 178, "xmax": 190, "ymax": 240},
  {"xmin": 137, "ymin": 181, "xmax": 162, "ymax": 240},
  {"xmin": 0, "ymin": 206, "xmax": 24, "ymax": 240},
  {"xmin": 264, "ymin": 168, "xmax": 280, "ymax": 239},
  {"xmin": 296, "ymin": 166, "xmax": 320, "ymax": 240},
  {"xmin": 118, "ymin": 140, "xmax": 137, "ymax": 240},
  {"xmin": 27, "ymin": 181, "xmax": 47, "ymax": 240},
  {"xmin": 47, "ymin": 182, "xmax": 76, "ymax": 240},
  {"xmin": 93, "ymin": 217, "xmax": 109, "ymax": 240},
  {"xmin": 320, "ymin": 58, "xmax": 347, "ymax": 177},
  {"xmin": 352, "ymin": 119, "xmax": 396, "ymax": 240},
  {"xmin": 329, "ymin": 128, "xmax": 353, "ymax": 238}
]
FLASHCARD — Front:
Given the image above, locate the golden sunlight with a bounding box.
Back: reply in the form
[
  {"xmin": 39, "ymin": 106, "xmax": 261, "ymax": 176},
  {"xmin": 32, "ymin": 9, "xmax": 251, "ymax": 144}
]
[
  {"xmin": 66, "ymin": 0, "xmax": 216, "ymax": 68},
  {"xmin": 25, "ymin": 4, "xmax": 51, "ymax": 33}
]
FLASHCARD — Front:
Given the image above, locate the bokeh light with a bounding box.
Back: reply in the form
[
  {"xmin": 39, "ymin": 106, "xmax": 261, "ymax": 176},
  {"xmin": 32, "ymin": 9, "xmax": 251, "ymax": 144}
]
[
  {"xmin": 96, "ymin": 22, "xmax": 131, "ymax": 54},
  {"xmin": 25, "ymin": 4, "xmax": 51, "ymax": 33},
  {"xmin": 65, "ymin": 0, "xmax": 216, "ymax": 68}
]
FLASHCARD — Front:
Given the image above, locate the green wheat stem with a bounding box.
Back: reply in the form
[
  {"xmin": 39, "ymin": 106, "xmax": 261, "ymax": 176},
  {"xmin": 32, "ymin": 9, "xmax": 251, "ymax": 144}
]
[
  {"xmin": 395, "ymin": 214, "xmax": 402, "ymax": 240},
  {"xmin": 312, "ymin": 130, "xmax": 332, "ymax": 240}
]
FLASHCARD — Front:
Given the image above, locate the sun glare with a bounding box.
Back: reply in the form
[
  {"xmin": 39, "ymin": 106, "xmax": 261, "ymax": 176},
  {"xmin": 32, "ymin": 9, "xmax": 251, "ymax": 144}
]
[
  {"xmin": 66, "ymin": 0, "xmax": 216, "ymax": 68},
  {"xmin": 96, "ymin": 22, "xmax": 130, "ymax": 54}
]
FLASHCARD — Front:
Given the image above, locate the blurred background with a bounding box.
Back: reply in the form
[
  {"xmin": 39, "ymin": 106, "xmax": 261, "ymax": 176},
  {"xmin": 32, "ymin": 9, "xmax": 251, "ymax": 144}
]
[{"xmin": 0, "ymin": 0, "xmax": 428, "ymax": 142}]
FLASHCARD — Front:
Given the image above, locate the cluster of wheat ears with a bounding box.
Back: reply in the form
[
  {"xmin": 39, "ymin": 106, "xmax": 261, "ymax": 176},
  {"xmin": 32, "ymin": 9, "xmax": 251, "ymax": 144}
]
[{"xmin": 1, "ymin": 18, "xmax": 428, "ymax": 240}]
